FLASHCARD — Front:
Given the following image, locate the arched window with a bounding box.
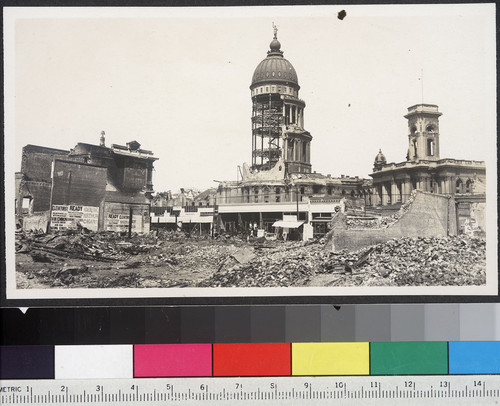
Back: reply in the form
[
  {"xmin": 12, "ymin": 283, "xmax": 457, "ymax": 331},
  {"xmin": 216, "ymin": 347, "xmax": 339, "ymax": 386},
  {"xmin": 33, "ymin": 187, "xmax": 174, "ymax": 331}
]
[
  {"xmin": 350, "ymin": 190, "xmax": 355, "ymax": 197},
  {"xmin": 426, "ymin": 124, "xmax": 435, "ymax": 133},
  {"xmin": 456, "ymin": 178, "xmax": 464, "ymax": 194},
  {"xmin": 465, "ymin": 179, "xmax": 473, "ymax": 193}
]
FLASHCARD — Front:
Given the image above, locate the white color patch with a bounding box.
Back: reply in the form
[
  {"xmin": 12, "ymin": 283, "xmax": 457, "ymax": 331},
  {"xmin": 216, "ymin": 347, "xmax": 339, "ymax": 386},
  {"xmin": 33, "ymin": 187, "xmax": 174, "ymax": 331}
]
[{"xmin": 54, "ymin": 345, "xmax": 133, "ymax": 379}]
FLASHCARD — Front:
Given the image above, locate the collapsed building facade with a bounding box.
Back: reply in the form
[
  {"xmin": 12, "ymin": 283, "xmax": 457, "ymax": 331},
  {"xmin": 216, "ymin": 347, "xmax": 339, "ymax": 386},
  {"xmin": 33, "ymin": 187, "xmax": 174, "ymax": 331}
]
[{"xmin": 16, "ymin": 133, "xmax": 157, "ymax": 233}]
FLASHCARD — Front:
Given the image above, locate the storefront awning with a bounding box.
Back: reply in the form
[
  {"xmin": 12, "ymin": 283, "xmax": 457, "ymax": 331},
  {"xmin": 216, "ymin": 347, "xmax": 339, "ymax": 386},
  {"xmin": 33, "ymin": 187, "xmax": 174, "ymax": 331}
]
[{"xmin": 272, "ymin": 220, "xmax": 304, "ymax": 229}]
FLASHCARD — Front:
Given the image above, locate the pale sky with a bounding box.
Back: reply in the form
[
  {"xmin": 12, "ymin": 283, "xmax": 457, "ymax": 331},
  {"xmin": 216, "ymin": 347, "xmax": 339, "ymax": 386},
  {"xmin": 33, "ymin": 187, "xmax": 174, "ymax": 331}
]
[{"xmin": 5, "ymin": 5, "xmax": 497, "ymax": 193}]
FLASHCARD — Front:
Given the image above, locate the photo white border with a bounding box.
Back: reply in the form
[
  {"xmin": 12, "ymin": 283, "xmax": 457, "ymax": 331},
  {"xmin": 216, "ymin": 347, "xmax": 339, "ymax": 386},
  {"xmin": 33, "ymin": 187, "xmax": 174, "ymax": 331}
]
[{"xmin": 4, "ymin": 5, "xmax": 497, "ymax": 301}]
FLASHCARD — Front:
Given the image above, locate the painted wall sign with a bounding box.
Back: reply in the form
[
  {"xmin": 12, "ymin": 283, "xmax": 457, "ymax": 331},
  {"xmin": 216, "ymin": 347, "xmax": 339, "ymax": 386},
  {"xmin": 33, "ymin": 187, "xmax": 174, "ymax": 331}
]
[{"xmin": 50, "ymin": 204, "xmax": 99, "ymax": 231}]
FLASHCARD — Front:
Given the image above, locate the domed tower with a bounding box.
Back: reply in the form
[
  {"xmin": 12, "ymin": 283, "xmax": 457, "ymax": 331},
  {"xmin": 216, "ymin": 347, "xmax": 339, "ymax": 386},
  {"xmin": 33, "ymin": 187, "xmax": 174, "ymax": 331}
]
[
  {"xmin": 405, "ymin": 104, "xmax": 442, "ymax": 162},
  {"xmin": 250, "ymin": 25, "xmax": 312, "ymax": 174},
  {"xmin": 373, "ymin": 149, "xmax": 387, "ymax": 170}
]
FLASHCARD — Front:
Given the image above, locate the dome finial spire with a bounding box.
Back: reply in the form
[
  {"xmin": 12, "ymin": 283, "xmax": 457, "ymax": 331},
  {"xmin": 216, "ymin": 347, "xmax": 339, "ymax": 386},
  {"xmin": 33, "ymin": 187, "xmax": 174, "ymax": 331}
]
[{"xmin": 268, "ymin": 23, "xmax": 282, "ymax": 55}]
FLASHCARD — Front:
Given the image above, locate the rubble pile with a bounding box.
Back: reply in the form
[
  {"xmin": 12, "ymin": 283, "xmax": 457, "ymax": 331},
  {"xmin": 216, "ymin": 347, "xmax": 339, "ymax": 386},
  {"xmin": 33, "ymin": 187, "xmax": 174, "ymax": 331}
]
[
  {"xmin": 385, "ymin": 236, "xmax": 485, "ymax": 286},
  {"xmin": 346, "ymin": 191, "xmax": 418, "ymax": 229},
  {"xmin": 16, "ymin": 229, "xmax": 237, "ymax": 289},
  {"xmin": 320, "ymin": 236, "xmax": 486, "ymax": 287},
  {"xmin": 16, "ymin": 227, "xmax": 486, "ymax": 289},
  {"xmin": 200, "ymin": 235, "xmax": 486, "ymax": 288},
  {"xmin": 139, "ymin": 242, "xmax": 232, "ymax": 271},
  {"xmin": 345, "ymin": 217, "xmax": 380, "ymax": 229},
  {"xmin": 198, "ymin": 241, "xmax": 323, "ymax": 287},
  {"xmin": 16, "ymin": 229, "xmax": 160, "ymax": 261}
]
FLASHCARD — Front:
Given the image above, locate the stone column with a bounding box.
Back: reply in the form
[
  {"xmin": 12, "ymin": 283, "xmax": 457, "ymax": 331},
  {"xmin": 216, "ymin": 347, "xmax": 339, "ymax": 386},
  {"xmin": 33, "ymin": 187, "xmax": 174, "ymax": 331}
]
[
  {"xmin": 426, "ymin": 176, "xmax": 432, "ymax": 192},
  {"xmin": 372, "ymin": 188, "xmax": 379, "ymax": 206},
  {"xmin": 402, "ymin": 179, "xmax": 410, "ymax": 202},
  {"xmin": 440, "ymin": 178, "xmax": 446, "ymax": 194},
  {"xmin": 381, "ymin": 183, "xmax": 390, "ymax": 205},
  {"xmin": 420, "ymin": 176, "xmax": 427, "ymax": 192},
  {"xmin": 391, "ymin": 182, "xmax": 398, "ymax": 203}
]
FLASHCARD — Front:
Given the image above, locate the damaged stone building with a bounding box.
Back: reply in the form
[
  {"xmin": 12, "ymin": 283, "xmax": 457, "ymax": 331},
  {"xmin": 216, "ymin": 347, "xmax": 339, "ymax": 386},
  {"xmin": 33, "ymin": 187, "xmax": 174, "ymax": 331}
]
[
  {"xmin": 150, "ymin": 29, "xmax": 486, "ymax": 241},
  {"xmin": 16, "ymin": 133, "xmax": 157, "ymax": 233},
  {"xmin": 214, "ymin": 28, "xmax": 371, "ymax": 238},
  {"xmin": 150, "ymin": 28, "xmax": 371, "ymax": 239},
  {"xmin": 370, "ymin": 103, "xmax": 486, "ymax": 232}
]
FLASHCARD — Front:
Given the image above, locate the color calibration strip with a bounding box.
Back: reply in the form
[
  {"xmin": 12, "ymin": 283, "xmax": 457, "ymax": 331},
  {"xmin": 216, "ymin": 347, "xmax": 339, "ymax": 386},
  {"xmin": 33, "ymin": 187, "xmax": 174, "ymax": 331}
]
[{"xmin": 1, "ymin": 342, "xmax": 499, "ymax": 380}]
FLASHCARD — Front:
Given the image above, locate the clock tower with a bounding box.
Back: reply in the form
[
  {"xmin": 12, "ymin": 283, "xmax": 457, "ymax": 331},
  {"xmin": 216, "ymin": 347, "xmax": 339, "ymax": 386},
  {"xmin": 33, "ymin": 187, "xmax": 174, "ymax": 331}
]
[{"xmin": 405, "ymin": 104, "xmax": 442, "ymax": 162}]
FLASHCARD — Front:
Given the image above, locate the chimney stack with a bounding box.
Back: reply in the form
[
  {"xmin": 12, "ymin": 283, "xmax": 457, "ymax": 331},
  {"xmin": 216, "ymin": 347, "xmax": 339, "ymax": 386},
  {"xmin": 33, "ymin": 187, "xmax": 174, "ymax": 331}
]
[{"xmin": 100, "ymin": 131, "xmax": 106, "ymax": 147}]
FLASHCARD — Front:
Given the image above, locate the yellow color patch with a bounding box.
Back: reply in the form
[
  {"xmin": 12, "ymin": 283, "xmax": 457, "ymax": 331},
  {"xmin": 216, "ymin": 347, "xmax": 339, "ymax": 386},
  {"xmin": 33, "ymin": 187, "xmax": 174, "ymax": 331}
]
[{"xmin": 292, "ymin": 342, "xmax": 369, "ymax": 375}]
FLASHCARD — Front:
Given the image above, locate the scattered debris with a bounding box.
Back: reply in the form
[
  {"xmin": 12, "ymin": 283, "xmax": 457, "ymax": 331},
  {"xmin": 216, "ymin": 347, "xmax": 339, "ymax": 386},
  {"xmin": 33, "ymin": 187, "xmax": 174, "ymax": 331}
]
[
  {"xmin": 15, "ymin": 228, "xmax": 486, "ymax": 289},
  {"xmin": 200, "ymin": 235, "xmax": 485, "ymax": 288}
]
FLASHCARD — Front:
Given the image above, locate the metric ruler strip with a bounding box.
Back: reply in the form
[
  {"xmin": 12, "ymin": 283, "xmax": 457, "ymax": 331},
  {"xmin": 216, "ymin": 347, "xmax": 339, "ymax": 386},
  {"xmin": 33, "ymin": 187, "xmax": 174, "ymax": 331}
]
[{"xmin": 1, "ymin": 376, "xmax": 500, "ymax": 405}]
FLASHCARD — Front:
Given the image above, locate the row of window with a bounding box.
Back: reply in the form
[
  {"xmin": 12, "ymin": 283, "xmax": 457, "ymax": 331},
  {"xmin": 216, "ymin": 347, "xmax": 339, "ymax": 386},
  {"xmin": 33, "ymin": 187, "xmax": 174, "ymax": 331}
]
[
  {"xmin": 379, "ymin": 178, "xmax": 474, "ymax": 195},
  {"xmin": 234, "ymin": 186, "xmax": 364, "ymax": 202},
  {"xmin": 252, "ymin": 86, "xmax": 298, "ymax": 96}
]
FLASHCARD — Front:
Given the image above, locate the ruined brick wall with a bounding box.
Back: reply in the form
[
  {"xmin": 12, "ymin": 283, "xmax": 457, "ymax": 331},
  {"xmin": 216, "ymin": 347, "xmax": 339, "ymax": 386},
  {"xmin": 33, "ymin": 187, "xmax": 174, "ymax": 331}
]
[
  {"xmin": 51, "ymin": 160, "xmax": 107, "ymax": 207},
  {"xmin": 48, "ymin": 160, "xmax": 107, "ymax": 231},
  {"xmin": 25, "ymin": 182, "xmax": 53, "ymax": 212},
  {"xmin": 327, "ymin": 191, "xmax": 456, "ymax": 252},
  {"xmin": 17, "ymin": 146, "xmax": 72, "ymax": 213},
  {"xmin": 21, "ymin": 145, "xmax": 70, "ymax": 182}
]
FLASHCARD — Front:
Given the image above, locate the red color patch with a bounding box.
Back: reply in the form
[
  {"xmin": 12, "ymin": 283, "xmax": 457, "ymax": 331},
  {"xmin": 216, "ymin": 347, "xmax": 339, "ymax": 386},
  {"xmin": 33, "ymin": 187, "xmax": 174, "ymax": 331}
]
[{"xmin": 213, "ymin": 343, "xmax": 291, "ymax": 376}]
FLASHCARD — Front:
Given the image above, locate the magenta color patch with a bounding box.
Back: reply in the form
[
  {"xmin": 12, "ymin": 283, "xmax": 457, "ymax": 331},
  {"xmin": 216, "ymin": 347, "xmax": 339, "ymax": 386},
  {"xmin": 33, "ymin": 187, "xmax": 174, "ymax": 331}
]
[{"xmin": 134, "ymin": 344, "xmax": 212, "ymax": 377}]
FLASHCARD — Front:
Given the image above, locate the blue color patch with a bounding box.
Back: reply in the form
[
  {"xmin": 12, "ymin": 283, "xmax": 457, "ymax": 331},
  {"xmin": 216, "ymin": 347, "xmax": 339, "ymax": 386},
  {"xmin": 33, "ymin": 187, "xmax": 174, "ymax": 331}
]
[{"xmin": 449, "ymin": 342, "xmax": 500, "ymax": 374}]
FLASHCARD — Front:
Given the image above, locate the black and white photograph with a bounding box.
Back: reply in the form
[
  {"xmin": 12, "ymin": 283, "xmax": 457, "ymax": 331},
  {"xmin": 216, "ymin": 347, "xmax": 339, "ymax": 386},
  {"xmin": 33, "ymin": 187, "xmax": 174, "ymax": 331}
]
[{"xmin": 4, "ymin": 5, "xmax": 497, "ymax": 300}]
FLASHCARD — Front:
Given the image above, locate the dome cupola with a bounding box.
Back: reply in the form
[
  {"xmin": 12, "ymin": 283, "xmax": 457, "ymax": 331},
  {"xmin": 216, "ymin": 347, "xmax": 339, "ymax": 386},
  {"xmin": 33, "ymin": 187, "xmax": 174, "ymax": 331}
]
[
  {"xmin": 250, "ymin": 25, "xmax": 299, "ymax": 89},
  {"xmin": 374, "ymin": 149, "xmax": 387, "ymax": 169},
  {"xmin": 250, "ymin": 25, "xmax": 311, "ymax": 175}
]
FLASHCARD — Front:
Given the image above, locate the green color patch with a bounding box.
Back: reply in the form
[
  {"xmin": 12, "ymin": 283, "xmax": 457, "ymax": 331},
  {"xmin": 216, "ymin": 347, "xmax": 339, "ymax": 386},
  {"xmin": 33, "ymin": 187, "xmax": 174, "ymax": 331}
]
[{"xmin": 370, "ymin": 342, "xmax": 448, "ymax": 375}]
